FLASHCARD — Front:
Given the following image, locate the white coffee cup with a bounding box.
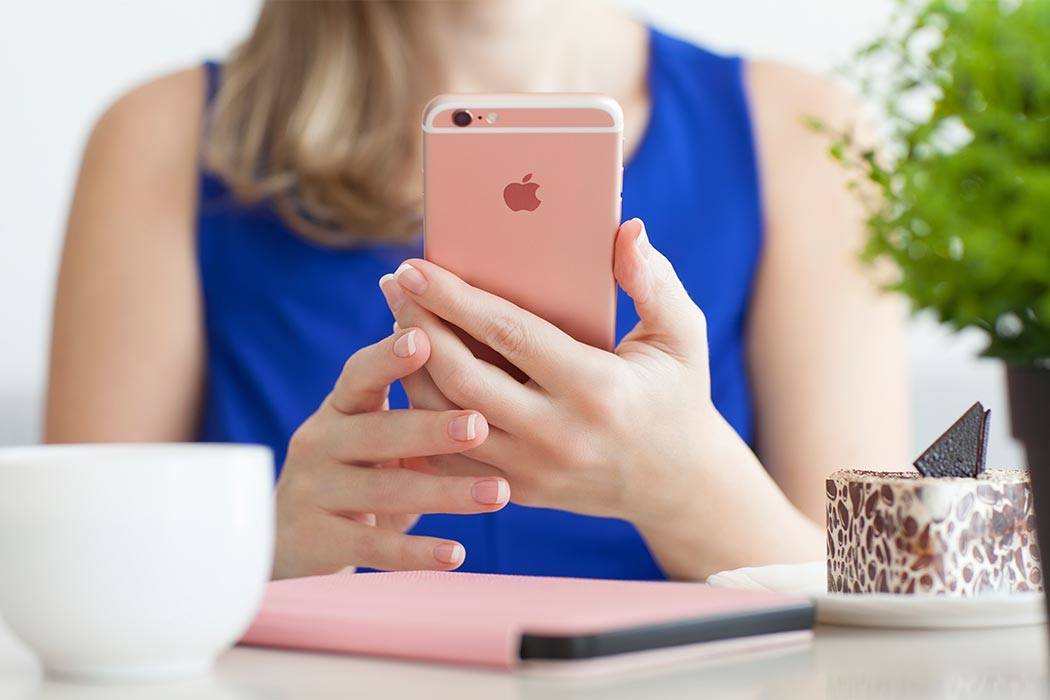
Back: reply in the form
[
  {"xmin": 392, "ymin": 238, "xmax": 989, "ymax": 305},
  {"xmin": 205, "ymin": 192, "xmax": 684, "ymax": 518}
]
[{"xmin": 0, "ymin": 444, "xmax": 274, "ymax": 682}]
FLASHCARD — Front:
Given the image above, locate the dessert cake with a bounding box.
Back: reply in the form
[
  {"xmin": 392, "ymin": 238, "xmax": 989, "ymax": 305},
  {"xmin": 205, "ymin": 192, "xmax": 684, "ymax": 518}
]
[{"xmin": 826, "ymin": 403, "xmax": 1042, "ymax": 595}]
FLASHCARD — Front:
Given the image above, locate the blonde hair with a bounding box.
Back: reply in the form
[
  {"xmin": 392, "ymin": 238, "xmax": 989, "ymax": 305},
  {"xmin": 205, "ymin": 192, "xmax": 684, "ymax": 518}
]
[{"xmin": 205, "ymin": 1, "xmax": 447, "ymax": 245}]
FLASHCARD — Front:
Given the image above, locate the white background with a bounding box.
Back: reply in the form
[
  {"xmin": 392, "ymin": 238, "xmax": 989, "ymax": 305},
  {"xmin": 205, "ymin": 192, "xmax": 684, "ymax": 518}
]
[{"xmin": 0, "ymin": 0, "xmax": 1023, "ymax": 466}]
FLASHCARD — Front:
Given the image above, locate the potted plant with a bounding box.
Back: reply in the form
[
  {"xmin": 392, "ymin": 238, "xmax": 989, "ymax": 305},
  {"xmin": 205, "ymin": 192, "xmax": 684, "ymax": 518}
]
[{"xmin": 814, "ymin": 0, "xmax": 1050, "ymax": 565}]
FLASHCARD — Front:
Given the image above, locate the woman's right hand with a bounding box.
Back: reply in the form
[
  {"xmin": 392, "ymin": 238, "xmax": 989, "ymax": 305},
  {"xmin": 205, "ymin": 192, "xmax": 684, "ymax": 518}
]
[{"xmin": 272, "ymin": 326, "xmax": 510, "ymax": 579}]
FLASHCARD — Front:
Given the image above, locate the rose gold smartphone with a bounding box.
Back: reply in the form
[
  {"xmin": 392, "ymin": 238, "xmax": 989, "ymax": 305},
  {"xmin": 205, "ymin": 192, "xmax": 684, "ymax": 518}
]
[{"xmin": 422, "ymin": 94, "xmax": 624, "ymax": 373}]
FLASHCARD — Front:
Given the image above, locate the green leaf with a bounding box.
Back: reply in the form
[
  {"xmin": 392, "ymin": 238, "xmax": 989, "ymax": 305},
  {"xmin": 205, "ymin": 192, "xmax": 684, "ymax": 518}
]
[{"xmin": 813, "ymin": 0, "xmax": 1050, "ymax": 365}]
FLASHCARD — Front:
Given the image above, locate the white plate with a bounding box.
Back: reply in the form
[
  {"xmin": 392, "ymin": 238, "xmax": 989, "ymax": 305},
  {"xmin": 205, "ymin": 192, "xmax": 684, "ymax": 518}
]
[{"xmin": 706, "ymin": 561, "xmax": 1046, "ymax": 629}]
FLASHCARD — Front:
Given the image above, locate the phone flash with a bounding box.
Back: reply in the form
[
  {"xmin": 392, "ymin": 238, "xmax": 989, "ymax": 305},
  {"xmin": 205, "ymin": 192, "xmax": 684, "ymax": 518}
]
[{"xmin": 485, "ymin": 112, "xmax": 498, "ymax": 124}]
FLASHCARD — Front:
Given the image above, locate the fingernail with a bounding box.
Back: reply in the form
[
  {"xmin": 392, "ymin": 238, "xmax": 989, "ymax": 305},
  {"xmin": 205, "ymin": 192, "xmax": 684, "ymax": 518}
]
[
  {"xmin": 434, "ymin": 542, "xmax": 465, "ymax": 565},
  {"xmin": 634, "ymin": 220, "xmax": 652, "ymax": 259},
  {"xmin": 447, "ymin": 413, "xmax": 481, "ymax": 441},
  {"xmin": 394, "ymin": 262, "xmax": 428, "ymax": 295},
  {"xmin": 393, "ymin": 329, "xmax": 417, "ymax": 358},
  {"xmin": 472, "ymin": 478, "xmax": 510, "ymax": 506},
  {"xmin": 379, "ymin": 273, "xmax": 406, "ymax": 311},
  {"xmin": 392, "ymin": 320, "xmax": 401, "ymax": 333}
]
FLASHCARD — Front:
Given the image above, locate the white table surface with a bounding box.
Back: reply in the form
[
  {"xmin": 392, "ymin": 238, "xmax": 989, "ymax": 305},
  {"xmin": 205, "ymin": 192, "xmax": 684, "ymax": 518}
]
[{"xmin": 0, "ymin": 619, "xmax": 1046, "ymax": 700}]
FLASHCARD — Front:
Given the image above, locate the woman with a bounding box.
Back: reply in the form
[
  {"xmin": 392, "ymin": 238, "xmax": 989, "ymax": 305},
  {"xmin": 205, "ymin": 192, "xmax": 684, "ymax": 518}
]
[{"xmin": 46, "ymin": 1, "xmax": 909, "ymax": 580}]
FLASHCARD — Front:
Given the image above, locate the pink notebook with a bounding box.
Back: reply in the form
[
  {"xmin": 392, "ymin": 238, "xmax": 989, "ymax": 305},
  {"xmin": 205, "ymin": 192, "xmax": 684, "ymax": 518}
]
[{"xmin": 239, "ymin": 571, "xmax": 813, "ymax": 668}]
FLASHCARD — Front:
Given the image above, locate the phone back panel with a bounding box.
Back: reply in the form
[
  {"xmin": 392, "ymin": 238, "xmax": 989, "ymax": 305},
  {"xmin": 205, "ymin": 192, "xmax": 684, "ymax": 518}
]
[{"xmin": 423, "ymin": 95, "xmax": 623, "ymax": 355}]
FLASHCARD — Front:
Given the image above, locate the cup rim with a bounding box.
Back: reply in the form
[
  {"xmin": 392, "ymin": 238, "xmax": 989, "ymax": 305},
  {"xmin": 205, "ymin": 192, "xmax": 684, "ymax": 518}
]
[{"xmin": 0, "ymin": 443, "xmax": 272, "ymax": 468}]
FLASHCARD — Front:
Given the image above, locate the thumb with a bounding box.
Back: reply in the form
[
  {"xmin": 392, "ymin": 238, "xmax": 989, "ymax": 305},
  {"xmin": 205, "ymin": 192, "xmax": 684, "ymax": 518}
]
[{"xmin": 613, "ymin": 218, "xmax": 707, "ymax": 354}]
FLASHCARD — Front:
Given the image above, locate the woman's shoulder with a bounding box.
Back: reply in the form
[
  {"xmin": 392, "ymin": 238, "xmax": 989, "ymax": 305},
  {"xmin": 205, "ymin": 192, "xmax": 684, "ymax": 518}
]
[
  {"xmin": 649, "ymin": 29, "xmax": 854, "ymax": 136},
  {"xmin": 651, "ymin": 27, "xmax": 857, "ymax": 122},
  {"xmin": 745, "ymin": 60, "xmax": 860, "ymax": 138},
  {"xmin": 70, "ymin": 66, "xmax": 208, "ymax": 263},
  {"xmin": 52, "ymin": 67, "xmax": 211, "ymax": 445},
  {"xmin": 86, "ymin": 66, "xmax": 206, "ymax": 178},
  {"xmin": 744, "ymin": 59, "xmax": 872, "ymax": 196},
  {"xmin": 744, "ymin": 60, "xmax": 876, "ymax": 266}
]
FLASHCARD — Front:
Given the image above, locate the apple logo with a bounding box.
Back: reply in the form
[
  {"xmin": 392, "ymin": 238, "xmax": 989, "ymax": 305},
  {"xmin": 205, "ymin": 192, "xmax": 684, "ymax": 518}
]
[{"xmin": 503, "ymin": 173, "xmax": 541, "ymax": 212}]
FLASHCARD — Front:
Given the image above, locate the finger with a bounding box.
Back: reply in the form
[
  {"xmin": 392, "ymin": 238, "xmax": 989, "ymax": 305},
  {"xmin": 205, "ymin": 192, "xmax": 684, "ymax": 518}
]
[
  {"xmin": 321, "ymin": 463, "xmax": 511, "ymax": 515},
  {"xmin": 306, "ymin": 516, "xmax": 470, "ymax": 572},
  {"xmin": 401, "ymin": 355, "xmax": 458, "ymax": 410},
  {"xmin": 396, "ymin": 339, "xmax": 522, "ymax": 475},
  {"xmin": 392, "ymin": 318, "xmax": 449, "ymax": 411},
  {"xmin": 388, "ymin": 259, "xmax": 606, "ymax": 392},
  {"xmin": 352, "ymin": 526, "xmax": 470, "ymax": 572},
  {"xmin": 396, "ymin": 430, "xmax": 512, "ymax": 480},
  {"xmin": 398, "ymin": 365, "xmax": 523, "ymax": 467},
  {"xmin": 393, "ymin": 313, "xmax": 454, "ymax": 411},
  {"xmin": 419, "ymin": 452, "xmax": 506, "ymax": 478},
  {"xmin": 330, "ymin": 327, "xmax": 432, "ymax": 415},
  {"xmin": 403, "ymin": 427, "xmax": 525, "ymax": 492},
  {"xmin": 327, "ymin": 408, "xmax": 489, "ymax": 463},
  {"xmin": 613, "ymin": 218, "xmax": 707, "ymax": 355},
  {"xmin": 380, "ymin": 276, "xmax": 546, "ymax": 432}
]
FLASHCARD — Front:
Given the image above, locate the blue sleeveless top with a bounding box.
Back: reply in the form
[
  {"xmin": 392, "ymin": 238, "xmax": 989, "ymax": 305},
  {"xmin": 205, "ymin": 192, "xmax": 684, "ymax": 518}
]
[{"xmin": 197, "ymin": 28, "xmax": 762, "ymax": 580}]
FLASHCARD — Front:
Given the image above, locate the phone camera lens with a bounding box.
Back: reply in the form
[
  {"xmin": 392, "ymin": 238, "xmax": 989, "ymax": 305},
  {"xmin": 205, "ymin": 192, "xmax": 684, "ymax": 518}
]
[{"xmin": 452, "ymin": 110, "xmax": 472, "ymax": 127}]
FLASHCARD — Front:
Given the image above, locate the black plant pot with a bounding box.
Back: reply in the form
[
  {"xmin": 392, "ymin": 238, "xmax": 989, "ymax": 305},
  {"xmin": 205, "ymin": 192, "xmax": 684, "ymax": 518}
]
[{"xmin": 1006, "ymin": 365, "xmax": 1050, "ymax": 617}]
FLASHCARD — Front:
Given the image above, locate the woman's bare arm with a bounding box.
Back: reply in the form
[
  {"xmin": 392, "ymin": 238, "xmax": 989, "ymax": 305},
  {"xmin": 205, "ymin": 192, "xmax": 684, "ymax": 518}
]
[
  {"xmin": 745, "ymin": 61, "xmax": 912, "ymax": 523},
  {"xmin": 45, "ymin": 69, "xmax": 205, "ymax": 442}
]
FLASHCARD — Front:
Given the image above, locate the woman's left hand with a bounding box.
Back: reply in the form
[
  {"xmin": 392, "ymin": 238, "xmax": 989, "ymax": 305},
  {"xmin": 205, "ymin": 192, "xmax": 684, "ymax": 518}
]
[{"xmin": 379, "ymin": 219, "xmax": 822, "ymax": 577}]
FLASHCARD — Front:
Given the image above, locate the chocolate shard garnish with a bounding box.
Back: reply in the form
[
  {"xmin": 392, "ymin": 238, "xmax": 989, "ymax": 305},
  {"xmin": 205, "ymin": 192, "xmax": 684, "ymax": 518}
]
[
  {"xmin": 913, "ymin": 402, "xmax": 991, "ymax": 478},
  {"xmin": 977, "ymin": 407, "xmax": 990, "ymax": 476}
]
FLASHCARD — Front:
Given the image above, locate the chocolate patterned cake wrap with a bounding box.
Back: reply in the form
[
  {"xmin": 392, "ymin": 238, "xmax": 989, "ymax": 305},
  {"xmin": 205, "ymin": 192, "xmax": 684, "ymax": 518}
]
[{"xmin": 826, "ymin": 469, "xmax": 1041, "ymax": 595}]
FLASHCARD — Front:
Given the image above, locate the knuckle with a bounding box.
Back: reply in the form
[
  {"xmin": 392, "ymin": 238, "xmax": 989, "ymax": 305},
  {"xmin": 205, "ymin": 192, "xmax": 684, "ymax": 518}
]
[
  {"xmin": 341, "ymin": 353, "xmax": 357, "ymax": 377},
  {"xmin": 276, "ymin": 459, "xmax": 314, "ymax": 500},
  {"xmin": 397, "ymin": 536, "xmax": 420, "ymax": 568},
  {"xmin": 574, "ymin": 360, "xmax": 610, "ymax": 389},
  {"xmin": 440, "ymin": 477, "xmax": 469, "ymax": 509},
  {"xmin": 579, "ymin": 379, "xmax": 629, "ymax": 426},
  {"xmin": 355, "ymin": 469, "xmax": 389, "ymax": 506},
  {"xmin": 442, "ymin": 365, "xmax": 482, "ymax": 404},
  {"xmin": 483, "ymin": 314, "xmax": 528, "ymax": 358},
  {"xmin": 287, "ymin": 419, "xmax": 322, "ymax": 456},
  {"xmin": 655, "ymin": 256, "xmax": 687, "ymax": 296},
  {"xmin": 399, "ymin": 472, "xmax": 437, "ymax": 510},
  {"xmin": 355, "ymin": 532, "xmax": 383, "ymax": 568},
  {"xmin": 693, "ymin": 304, "xmax": 708, "ymax": 335},
  {"xmin": 563, "ymin": 436, "xmax": 603, "ymax": 472},
  {"xmin": 338, "ymin": 347, "xmax": 369, "ymax": 384},
  {"xmin": 652, "ymin": 249, "xmax": 677, "ymax": 279}
]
